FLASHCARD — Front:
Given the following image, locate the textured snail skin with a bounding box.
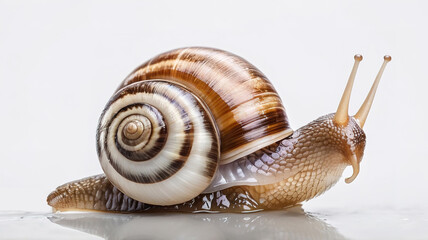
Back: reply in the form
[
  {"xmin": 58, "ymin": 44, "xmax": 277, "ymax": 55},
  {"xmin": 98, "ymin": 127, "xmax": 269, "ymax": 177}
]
[{"xmin": 47, "ymin": 114, "xmax": 366, "ymax": 212}]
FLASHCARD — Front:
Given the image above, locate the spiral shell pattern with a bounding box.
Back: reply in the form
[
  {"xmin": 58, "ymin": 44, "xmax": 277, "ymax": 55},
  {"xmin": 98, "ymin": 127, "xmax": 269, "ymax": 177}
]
[{"xmin": 97, "ymin": 81, "xmax": 220, "ymax": 205}]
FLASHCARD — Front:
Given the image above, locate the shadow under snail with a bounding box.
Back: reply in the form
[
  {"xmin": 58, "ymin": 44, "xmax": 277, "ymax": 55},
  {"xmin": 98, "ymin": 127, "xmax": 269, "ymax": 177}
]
[{"xmin": 47, "ymin": 47, "xmax": 391, "ymax": 213}]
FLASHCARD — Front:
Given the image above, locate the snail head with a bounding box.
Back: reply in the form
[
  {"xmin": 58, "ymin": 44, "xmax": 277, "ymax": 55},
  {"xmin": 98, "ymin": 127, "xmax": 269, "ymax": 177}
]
[{"xmin": 329, "ymin": 54, "xmax": 391, "ymax": 183}]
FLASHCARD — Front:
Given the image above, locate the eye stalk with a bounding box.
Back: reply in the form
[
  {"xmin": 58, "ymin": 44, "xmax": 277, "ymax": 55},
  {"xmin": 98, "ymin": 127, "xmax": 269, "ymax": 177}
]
[
  {"xmin": 354, "ymin": 55, "xmax": 392, "ymax": 128},
  {"xmin": 333, "ymin": 54, "xmax": 363, "ymax": 126}
]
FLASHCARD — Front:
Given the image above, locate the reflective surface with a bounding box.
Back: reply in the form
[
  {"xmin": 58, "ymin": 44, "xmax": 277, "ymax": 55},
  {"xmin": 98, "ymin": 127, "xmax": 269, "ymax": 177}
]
[{"xmin": 1, "ymin": 206, "xmax": 427, "ymax": 240}]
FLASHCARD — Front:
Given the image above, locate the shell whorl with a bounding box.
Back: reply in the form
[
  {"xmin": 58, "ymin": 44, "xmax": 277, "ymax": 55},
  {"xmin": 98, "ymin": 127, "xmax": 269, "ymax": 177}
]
[
  {"xmin": 97, "ymin": 81, "xmax": 220, "ymax": 205},
  {"xmin": 120, "ymin": 47, "xmax": 292, "ymax": 164}
]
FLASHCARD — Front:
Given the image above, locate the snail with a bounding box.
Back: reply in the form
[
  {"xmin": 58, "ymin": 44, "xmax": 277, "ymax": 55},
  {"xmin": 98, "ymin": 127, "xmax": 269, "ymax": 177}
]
[{"xmin": 47, "ymin": 47, "xmax": 391, "ymax": 213}]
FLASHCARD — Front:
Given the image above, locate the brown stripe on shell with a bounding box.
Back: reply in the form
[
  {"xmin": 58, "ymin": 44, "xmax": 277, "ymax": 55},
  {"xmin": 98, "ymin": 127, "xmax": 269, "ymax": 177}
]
[
  {"xmin": 204, "ymin": 123, "xmax": 220, "ymax": 178},
  {"xmin": 118, "ymin": 47, "xmax": 291, "ymax": 163}
]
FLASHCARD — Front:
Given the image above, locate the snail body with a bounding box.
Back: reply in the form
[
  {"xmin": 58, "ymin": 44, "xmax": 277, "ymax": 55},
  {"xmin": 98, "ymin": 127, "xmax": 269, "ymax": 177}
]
[{"xmin": 47, "ymin": 47, "xmax": 391, "ymax": 212}]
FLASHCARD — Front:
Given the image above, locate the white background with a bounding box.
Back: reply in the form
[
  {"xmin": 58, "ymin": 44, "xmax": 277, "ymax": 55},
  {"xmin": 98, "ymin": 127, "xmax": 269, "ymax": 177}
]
[{"xmin": 0, "ymin": 0, "xmax": 427, "ymax": 213}]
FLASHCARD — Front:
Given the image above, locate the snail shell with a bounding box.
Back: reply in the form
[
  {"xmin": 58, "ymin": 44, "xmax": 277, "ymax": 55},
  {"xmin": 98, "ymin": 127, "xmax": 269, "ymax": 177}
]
[{"xmin": 97, "ymin": 47, "xmax": 293, "ymax": 205}]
